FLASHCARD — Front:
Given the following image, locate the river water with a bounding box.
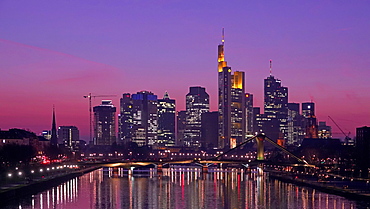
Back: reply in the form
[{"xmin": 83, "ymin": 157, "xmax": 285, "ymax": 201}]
[{"xmin": 3, "ymin": 167, "xmax": 369, "ymax": 209}]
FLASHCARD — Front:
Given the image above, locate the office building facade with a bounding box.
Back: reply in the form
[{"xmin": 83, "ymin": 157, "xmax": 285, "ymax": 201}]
[
  {"xmin": 184, "ymin": 86, "xmax": 209, "ymax": 147},
  {"xmin": 157, "ymin": 92, "xmax": 176, "ymax": 146},
  {"xmin": 93, "ymin": 100, "xmax": 116, "ymax": 146}
]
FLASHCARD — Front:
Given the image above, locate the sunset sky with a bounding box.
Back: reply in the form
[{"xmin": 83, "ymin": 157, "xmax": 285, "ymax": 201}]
[{"xmin": 0, "ymin": 1, "xmax": 369, "ymax": 141}]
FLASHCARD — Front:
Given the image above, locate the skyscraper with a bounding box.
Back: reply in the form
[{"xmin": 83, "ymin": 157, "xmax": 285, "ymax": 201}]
[
  {"xmin": 93, "ymin": 100, "xmax": 116, "ymax": 146},
  {"xmin": 245, "ymin": 93, "xmax": 254, "ymax": 136},
  {"xmin": 157, "ymin": 92, "xmax": 176, "ymax": 146},
  {"xmin": 119, "ymin": 91, "xmax": 159, "ymax": 146},
  {"xmin": 177, "ymin": 110, "xmax": 187, "ymax": 146},
  {"xmin": 118, "ymin": 93, "xmax": 133, "ymax": 145},
  {"xmin": 318, "ymin": 121, "xmax": 332, "ymax": 139},
  {"xmin": 302, "ymin": 102, "xmax": 318, "ymax": 138},
  {"xmin": 231, "ymin": 71, "xmax": 246, "ymax": 146},
  {"xmin": 217, "ymin": 30, "xmax": 246, "ymax": 149},
  {"xmin": 263, "ymin": 62, "xmax": 288, "ymax": 141},
  {"xmin": 184, "ymin": 86, "xmax": 209, "ymax": 147},
  {"xmin": 201, "ymin": 111, "xmax": 218, "ymax": 149},
  {"xmin": 356, "ymin": 126, "xmax": 370, "ymax": 173},
  {"xmin": 287, "ymin": 103, "xmax": 303, "ymax": 145}
]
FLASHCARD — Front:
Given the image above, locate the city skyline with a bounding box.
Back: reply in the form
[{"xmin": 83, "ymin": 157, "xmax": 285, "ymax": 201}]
[{"xmin": 0, "ymin": 1, "xmax": 369, "ymax": 140}]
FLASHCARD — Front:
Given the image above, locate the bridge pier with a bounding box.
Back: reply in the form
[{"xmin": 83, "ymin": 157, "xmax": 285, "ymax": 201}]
[
  {"xmin": 202, "ymin": 165, "xmax": 208, "ymax": 173},
  {"xmin": 256, "ymin": 134, "xmax": 264, "ymax": 161},
  {"xmin": 157, "ymin": 164, "xmax": 163, "ymax": 174}
]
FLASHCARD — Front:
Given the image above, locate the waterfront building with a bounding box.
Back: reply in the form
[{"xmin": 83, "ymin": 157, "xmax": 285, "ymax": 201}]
[
  {"xmin": 262, "ymin": 63, "xmax": 288, "ymax": 141},
  {"xmin": 157, "ymin": 92, "xmax": 176, "ymax": 146},
  {"xmin": 184, "ymin": 86, "xmax": 209, "ymax": 147},
  {"xmin": 58, "ymin": 126, "xmax": 80, "ymax": 151},
  {"xmin": 93, "ymin": 100, "xmax": 116, "ymax": 146},
  {"xmin": 217, "ymin": 30, "xmax": 246, "ymax": 149},
  {"xmin": 118, "ymin": 93, "xmax": 133, "ymax": 145},
  {"xmin": 119, "ymin": 91, "xmax": 158, "ymax": 146}
]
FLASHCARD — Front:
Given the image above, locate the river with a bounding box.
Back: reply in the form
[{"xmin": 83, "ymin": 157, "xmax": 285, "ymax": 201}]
[{"xmin": 3, "ymin": 167, "xmax": 369, "ymax": 209}]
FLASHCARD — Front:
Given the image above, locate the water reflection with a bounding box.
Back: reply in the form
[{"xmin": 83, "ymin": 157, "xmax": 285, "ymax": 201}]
[{"xmin": 5, "ymin": 167, "xmax": 367, "ymax": 209}]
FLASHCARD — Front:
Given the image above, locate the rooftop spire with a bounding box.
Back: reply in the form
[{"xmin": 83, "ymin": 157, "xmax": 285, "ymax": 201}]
[
  {"xmin": 221, "ymin": 28, "xmax": 225, "ymax": 45},
  {"xmin": 163, "ymin": 91, "xmax": 170, "ymax": 99},
  {"xmin": 269, "ymin": 59, "xmax": 272, "ymax": 76}
]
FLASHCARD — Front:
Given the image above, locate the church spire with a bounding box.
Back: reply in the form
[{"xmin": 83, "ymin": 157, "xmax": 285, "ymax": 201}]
[{"xmin": 50, "ymin": 105, "xmax": 58, "ymax": 146}]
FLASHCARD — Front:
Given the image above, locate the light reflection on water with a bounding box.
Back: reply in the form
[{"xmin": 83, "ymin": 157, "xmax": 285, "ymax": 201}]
[{"xmin": 5, "ymin": 167, "xmax": 369, "ymax": 209}]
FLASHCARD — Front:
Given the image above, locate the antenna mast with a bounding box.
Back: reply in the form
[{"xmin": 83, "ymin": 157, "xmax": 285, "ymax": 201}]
[
  {"xmin": 222, "ymin": 28, "xmax": 225, "ymax": 45},
  {"xmin": 269, "ymin": 60, "xmax": 272, "ymax": 76}
]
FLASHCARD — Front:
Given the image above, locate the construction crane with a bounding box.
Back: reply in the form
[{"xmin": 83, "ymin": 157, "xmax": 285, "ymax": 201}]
[
  {"xmin": 83, "ymin": 93, "xmax": 117, "ymax": 144},
  {"xmin": 328, "ymin": 116, "xmax": 351, "ymax": 144}
]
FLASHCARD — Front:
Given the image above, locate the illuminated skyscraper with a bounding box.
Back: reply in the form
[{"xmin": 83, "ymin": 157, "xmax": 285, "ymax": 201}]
[
  {"xmin": 263, "ymin": 61, "xmax": 288, "ymax": 141},
  {"xmin": 131, "ymin": 91, "xmax": 158, "ymax": 146},
  {"xmin": 287, "ymin": 103, "xmax": 303, "ymax": 145},
  {"xmin": 318, "ymin": 121, "xmax": 332, "ymax": 139},
  {"xmin": 184, "ymin": 86, "xmax": 209, "ymax": 147},
  {"xmin": 217, "ymin": 29, "xmax": 246, "ymax": 149},
  {"xmin": 118, "ymin": 93, "xmax": 133, "ymax": 145},
  {"xmin": 119, "ymin": 91, "xmax": 159, "ymax": 146},
  {"xmin": 302, "ymin": 102, "xmax": 318, "ymax": 138},
  {"xmin": 157, "ymin": 92, "xmax": 176, "ymax": 146},
  {"xmin": 231, "ymin": 71, "xmax": 246, "ymax": 146},
  {"xmin": 93, "ymin": 100, "xmax": 116, "ymax": 146},
  {"xmin": 245, "ymin": 93, "xmax": 254, "ymax": 135}
]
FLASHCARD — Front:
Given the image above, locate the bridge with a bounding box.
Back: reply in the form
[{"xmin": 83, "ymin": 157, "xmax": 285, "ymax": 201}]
[{"xmin": 79, "ymin": 134, "xmax": 315, "ymax": 174}]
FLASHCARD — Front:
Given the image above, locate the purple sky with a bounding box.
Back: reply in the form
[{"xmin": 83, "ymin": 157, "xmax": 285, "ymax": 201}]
[{"xmin": 0, "ymin": 1, "xmax": 369, "ymax": 141}]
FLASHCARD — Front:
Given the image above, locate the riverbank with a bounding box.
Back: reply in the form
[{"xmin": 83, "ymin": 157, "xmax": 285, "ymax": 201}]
[
  {"xmin": 268, "ymin": 170, "xmax": 370, "ymax": 201},
  {"xmin": 0, "ymin": 166, "xmax": 100, "ymax": 206}
]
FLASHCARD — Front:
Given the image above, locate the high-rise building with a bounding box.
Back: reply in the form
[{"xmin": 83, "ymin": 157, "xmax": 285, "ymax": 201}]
[
  {"xmin": 356, "ymin": 126, "xmax": 370, "ymax": 174},
  {"xmin": 263, "ymin": 62, "xmax": 288, "ymax": 141},
  {"xmin": 58, "ymin": 126, "xmax": 79, "ymax": 151},
  {"xmin": 177, "ymin": 110, "xmax": 187, "ymax": 146},
  {"xmin": 231, "ymin": 71, "xmax": 246, "ymax": 146},
  {"xmin": 119, "ymin": 91, "xmax": 158, "ymax": 146},
  {"xmin": 201, "ymin": 111, "xmax": 218, "ymax": 149},
  {"xmin": 253, "ymin": 107, "xmax": 261, "ymax": 134},
  {"xmin": 184, "ymin": 86, "xmax": 209, "ymax": 147},
  {"xmin": 217, "ymin": 30, "xmax": 246, "ymax": 149},
  {"xmin": 302, "ymin": 102, "xmax": 318, "ymax": 138},
  {"xmin": 287, "ymin": 103, "xmax": 303, "ymax": 145},
  {"xmin": 157, "ymin": 92, "xmax": 176, "ymax": 146},
  {"xmin": 318, "ymin": 121, "xmax": 332, "ymax": 139},
  {"xmin": 93, "ymin": 100, "xmax": 116, "ymax": 146},
  {"xmin": 245, "ymin": 93, "xmax": 254, "ymax": 136},
  {"xmin": 118, "ymin": 93, "xmax": 133, "ymax": 145}
]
